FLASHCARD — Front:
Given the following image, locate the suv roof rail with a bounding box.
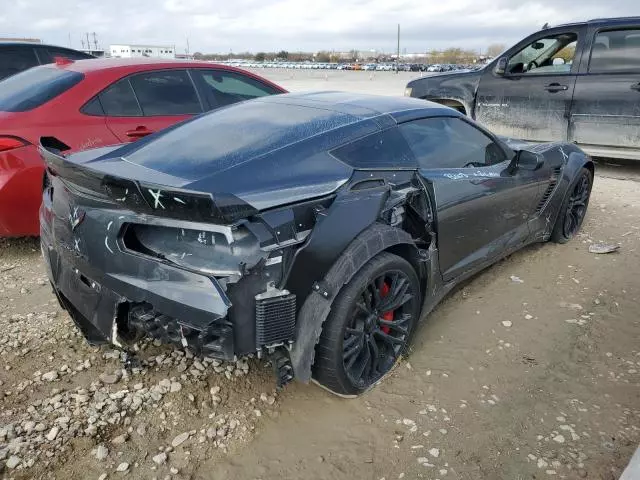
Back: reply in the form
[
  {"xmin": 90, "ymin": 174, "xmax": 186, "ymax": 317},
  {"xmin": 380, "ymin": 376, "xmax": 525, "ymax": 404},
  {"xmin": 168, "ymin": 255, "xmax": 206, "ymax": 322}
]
[{"xmin": 588, "ymin": 16, "xmax": 640, "ymax": 22}]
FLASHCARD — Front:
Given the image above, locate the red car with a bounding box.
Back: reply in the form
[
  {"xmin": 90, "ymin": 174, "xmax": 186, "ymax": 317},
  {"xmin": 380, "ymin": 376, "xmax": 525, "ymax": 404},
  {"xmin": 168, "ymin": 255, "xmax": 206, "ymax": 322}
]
[{"xmin": 0, "ymin": 58, "xmax": 286, "ymax": 237}]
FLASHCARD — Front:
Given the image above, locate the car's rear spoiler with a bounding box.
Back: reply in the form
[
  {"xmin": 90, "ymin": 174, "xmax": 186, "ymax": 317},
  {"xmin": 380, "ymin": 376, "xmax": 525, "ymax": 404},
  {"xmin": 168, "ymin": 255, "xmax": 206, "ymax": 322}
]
[{"xmin": 39, "ymin": 142, "xmax": 257, "ymax": 224}]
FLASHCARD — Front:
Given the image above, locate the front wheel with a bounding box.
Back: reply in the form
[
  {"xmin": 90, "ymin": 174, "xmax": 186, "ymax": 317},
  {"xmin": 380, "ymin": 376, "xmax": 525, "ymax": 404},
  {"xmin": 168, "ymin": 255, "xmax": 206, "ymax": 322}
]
[
  {"xmin": 312, "ymin": 252, "xmax": 422, "ymax": 396},
  {"xmin": 551, "ymin": 167, "xmax": 593, "ymax": 244}
]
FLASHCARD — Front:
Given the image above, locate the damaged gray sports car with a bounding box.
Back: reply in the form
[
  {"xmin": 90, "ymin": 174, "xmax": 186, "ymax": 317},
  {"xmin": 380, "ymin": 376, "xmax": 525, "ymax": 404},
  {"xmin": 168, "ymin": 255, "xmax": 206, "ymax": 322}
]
[{"xmin": 39, "ymin": 92, "xmax": 593, "ymax": 396}]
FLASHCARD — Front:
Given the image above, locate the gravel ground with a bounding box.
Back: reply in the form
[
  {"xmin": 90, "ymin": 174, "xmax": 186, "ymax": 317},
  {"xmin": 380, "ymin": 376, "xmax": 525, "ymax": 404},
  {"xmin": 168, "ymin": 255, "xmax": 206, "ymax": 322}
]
[
  {"xmin": 0, "ymin": 242, "xmax": 280, "ymax": 478},
  {"xmin": 0, "ymin": 72, "xmax": 639, "ymax": 479}
]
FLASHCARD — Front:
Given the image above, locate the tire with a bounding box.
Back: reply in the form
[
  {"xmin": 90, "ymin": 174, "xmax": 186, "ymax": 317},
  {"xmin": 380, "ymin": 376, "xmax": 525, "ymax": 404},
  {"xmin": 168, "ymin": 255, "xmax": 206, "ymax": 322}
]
[
  {"xmin": 312, "ymin": 252, "xmax": 422, "ymax": 396},
  {"xmin": 551, "ymin": 167, "xmax": 593, "ymax": 244}
]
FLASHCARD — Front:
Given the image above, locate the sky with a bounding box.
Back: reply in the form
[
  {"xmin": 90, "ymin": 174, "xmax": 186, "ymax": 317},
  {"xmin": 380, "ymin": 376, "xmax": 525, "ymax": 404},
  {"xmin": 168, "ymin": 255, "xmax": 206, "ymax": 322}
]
[{"xmin": 1, "ymin": 0, "xmax": 638, "ymax": 54}]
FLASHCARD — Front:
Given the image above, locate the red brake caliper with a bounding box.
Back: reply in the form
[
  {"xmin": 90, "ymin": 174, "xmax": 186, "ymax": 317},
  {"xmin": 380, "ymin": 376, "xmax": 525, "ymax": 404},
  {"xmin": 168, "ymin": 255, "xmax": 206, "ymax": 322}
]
[{"xmin": 379, "ymin": 282, "xmax": 394, "ymax": 334}]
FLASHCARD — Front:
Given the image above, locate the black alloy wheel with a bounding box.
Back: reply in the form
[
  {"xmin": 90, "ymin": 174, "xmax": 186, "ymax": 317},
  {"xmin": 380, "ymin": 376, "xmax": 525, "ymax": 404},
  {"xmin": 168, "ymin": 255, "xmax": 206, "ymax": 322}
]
[
  {"xmin": 313, "ymin": 252, "xmax": 422, "ymax": 396},
  {"xmin": 552, "ymin": 167, "xmax": 593, "ymax": 243},
  {"xmin": 342, "ymin": 271, "xmax": 414, "ymax": 388}
]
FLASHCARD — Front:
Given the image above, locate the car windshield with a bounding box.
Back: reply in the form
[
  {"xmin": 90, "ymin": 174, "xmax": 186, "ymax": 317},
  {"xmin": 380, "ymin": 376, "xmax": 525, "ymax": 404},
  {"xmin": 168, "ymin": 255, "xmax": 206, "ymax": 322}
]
[{"xmin": 0, "ymin": 66, "xmax": 83, "ymax": 112}]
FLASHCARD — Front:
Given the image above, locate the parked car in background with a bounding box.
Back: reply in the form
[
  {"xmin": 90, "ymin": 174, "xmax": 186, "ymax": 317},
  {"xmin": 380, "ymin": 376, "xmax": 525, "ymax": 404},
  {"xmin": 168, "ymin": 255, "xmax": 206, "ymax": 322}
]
[
  {"xmin": 40, "ymin": 92, "xmax": 593, "ymax": 395},
  {"xmin": 0, "ymin": 42, "xmax": 94, "ymax": 80},
  {"xmin": 405, "ymin": 16, "xmax": 640, "ymax": 161},
  {"xmin": 0, "ymin": 58, "xmax": 286, "ymax": 237}
]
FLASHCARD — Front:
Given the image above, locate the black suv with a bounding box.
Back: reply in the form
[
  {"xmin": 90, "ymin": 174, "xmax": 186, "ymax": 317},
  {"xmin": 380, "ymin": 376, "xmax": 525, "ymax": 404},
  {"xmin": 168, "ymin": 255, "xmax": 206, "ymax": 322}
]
[
  {"xmin": 405, "ymin": 17, "xmax": 640, "ymax": 161},
  {"xmin": 0, "ymin": 42, "xmax": 94, "ymax": 81}
]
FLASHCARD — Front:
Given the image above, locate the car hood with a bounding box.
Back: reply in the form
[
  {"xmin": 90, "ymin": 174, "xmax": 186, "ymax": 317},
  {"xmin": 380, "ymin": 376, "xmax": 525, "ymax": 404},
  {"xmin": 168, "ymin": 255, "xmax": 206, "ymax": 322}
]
[{"xmin": 408, "ymin": 68, "xmax": 482, "ymax": 85}]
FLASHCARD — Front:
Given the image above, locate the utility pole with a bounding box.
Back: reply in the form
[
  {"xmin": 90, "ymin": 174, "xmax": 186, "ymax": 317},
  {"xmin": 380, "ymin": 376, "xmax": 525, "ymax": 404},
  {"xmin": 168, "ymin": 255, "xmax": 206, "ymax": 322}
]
[
  {"xmin": 68, "ymin": 32, "xmax": 71, "ymax": 48},
  {"xmin": 92, "ymin": 32, "xmax": 98, "ymax": 50},
  {"xmin": 396, "ymin": 24, "xmax": 400, "ymax": 74},
  {"xmin": 85, "ymin": 32, "xmax": 90, "ymax": 52}
]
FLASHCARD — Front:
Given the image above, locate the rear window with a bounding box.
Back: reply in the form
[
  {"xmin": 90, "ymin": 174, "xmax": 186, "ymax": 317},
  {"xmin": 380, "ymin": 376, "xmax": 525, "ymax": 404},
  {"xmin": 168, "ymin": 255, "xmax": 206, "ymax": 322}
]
[
  {"xmin": 118, "ymin": 99, "xmax": 358, "ymax": 180},
  {"xmin": 0, "ymin": 48, "xmax": 39, "ymax": 80},
  {"xmin": 0, "ymin": 67, "xmax": 83, "ymax": 112},
  {"xmin": 590, "ymin": 29, "xmax": 640, "ymax": 72}
]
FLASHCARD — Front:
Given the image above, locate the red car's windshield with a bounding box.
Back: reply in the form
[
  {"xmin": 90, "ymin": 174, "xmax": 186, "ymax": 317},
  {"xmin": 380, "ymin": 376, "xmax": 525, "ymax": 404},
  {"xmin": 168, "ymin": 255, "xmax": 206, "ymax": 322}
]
[{"xmin": 0, "ymin": 66, "xmax": 83, "ymax": 112}]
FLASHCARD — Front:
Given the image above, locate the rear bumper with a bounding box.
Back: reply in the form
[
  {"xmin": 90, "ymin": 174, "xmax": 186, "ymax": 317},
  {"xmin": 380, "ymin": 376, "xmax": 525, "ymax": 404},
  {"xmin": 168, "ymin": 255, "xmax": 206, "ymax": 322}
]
[
  {"xmin": 40, "ymin": 217, "xmax": 236, "ymax": 360},
  {"xmin": 0, "ymin": 145, "xmax": 44, "ymax": 237}
]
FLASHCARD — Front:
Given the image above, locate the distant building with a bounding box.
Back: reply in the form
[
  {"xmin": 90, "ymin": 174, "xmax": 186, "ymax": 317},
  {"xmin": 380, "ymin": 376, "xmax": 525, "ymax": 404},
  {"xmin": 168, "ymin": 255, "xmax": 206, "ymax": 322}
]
[
  {"xmin": 109, "ymin": 44, "xmax": 175, "ymax": 59},
  {"xmin": 0, "ymin": 37, "xmax": 41, "ymax": 43},
  {"xmin": 81, "ymin": 49, "xmax": 106, "ymax": 58}
]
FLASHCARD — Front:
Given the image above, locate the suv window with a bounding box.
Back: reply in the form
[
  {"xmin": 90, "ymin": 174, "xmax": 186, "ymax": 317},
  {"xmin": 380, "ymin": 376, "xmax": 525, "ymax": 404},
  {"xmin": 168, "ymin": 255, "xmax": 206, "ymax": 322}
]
[
  {"xmin": 399, "ymin": 117, "xmax": 507, "ymax": 169},
  {"xmin": 0, "ymin": 67, "xmax": 83, "ymax": 112},
  {"xmin": 98, "ymin": 78, "xmax": 142, "ymax": 116},
  {"xmin": 129, "ymin": 70, "xmax": 202, "ymax": 115},
  {"xmin": 507, "ymin": 33, "xmax": 578, "ymax": 75},
  {"xmin": 330, "ymin": 128, "xmax": 415, "ymax": 169},
  {"xmin": 192, "ymin": 69, "xmax": 280, "ymax": 108},
  {"xmin": 589, "ymin": 29, "xmax": 640, "ymax": 73},
  {"xmin": 0, "ymin": 47, "xmax": 39, "ymax": 81}
]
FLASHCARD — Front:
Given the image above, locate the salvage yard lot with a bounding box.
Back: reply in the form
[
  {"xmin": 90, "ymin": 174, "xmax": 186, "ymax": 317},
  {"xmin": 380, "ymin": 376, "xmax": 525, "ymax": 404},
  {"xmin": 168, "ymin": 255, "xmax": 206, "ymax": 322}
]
[
  {"xmin": 1, "ymin": 74, "xmax": 639, "ymax": 480},
  {"xmin": 248, "ymin": 68, "xmax": 425, "ymax": 95}
]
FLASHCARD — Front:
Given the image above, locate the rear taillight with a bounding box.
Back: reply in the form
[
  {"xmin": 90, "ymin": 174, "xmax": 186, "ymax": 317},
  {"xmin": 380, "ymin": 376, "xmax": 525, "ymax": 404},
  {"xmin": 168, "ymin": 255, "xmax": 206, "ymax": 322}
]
[{"xmin": 0, "ymin": 136, "xmax": 28, "ymax": 153}]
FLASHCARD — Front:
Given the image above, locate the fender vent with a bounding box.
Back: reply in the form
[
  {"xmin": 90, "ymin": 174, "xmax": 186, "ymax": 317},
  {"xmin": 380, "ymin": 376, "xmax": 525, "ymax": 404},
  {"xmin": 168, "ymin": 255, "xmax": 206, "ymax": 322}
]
[
  {"xmin": 536, "ymin": 167, "xmax": 562, "ymax": 213},
  {"xmin": 255, "ymin": 292, "xmax": 296, "ymax": 348}
]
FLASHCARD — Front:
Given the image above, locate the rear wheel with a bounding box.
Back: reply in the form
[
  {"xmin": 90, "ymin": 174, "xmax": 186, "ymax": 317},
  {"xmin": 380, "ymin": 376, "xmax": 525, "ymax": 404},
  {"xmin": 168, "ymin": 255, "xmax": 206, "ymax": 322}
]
[
  {"xmin": 551, "ymin": 167, "xmax": 593, "ymax": 244},
  {"xmin": 312, "ymin": 252, "xmax": 421, "ymax": 396}
]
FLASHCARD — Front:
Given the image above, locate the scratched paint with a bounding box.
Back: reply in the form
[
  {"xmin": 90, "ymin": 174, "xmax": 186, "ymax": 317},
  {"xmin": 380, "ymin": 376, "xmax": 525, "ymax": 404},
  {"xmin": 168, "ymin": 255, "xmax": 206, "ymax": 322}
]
[{"xmin": 148, "ymin": 189, "xmax": 165, "ymax": 209}]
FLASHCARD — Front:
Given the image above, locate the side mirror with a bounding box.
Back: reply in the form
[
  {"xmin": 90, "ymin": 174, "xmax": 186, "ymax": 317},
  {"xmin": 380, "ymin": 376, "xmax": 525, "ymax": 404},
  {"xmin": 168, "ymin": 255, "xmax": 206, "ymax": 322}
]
[
  {"xmin": 509, "ymin": 150, "xmax": 544, "ymax": 173},
  {"xmin": 494, "ymin": 57, "xmax": 508, "ymax": 75}
]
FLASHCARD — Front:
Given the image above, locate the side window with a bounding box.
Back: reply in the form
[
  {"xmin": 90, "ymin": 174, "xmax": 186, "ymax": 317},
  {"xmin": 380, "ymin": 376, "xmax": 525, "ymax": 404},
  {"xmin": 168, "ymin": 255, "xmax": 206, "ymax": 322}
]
[
  {"xmin": 193, "ymin": 69, "xmax": 280, "ymax": 109},
  {"xmin": 331, "ymin": 128, "xmax": 415, "ymax": 169},
  {"xmin": 0, "ymin": 48, "xmax": 39, "ymax": 80},
  {"xmin": 98, "ymin": 78, "xmax": 142, "ymax": 116},
  {"xmin": 506, "ymin": 33, "xmax": 578, "ymax": 75},
  {"xmin": 81, "ymin": 96, "xmax": 104, "ymax": 115},
  {"xmin": 129, "ymin": 70, "xmax": 202, "ymax": 115},
  {"xmin": 589, "ymin": 29, "xmax": 640, "ymax": 73},
  {"xmin": 399, "ymin": 117, "xmax": 507, "ymax": 169}
]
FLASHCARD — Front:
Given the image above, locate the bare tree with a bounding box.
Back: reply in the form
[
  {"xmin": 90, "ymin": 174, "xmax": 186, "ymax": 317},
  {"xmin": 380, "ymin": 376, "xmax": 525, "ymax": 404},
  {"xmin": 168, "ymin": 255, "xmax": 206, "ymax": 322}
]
[{"xmin": 487, "ymin": 43, "xmax": 507, "ymax": 58}]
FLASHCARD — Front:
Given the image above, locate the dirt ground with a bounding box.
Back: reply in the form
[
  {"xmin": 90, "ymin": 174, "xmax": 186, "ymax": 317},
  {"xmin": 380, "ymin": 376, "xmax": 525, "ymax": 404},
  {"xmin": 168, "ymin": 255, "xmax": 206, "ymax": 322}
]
[{"xmin": 0, "ymin": 73, "xmax": 639, "ymax": 479}]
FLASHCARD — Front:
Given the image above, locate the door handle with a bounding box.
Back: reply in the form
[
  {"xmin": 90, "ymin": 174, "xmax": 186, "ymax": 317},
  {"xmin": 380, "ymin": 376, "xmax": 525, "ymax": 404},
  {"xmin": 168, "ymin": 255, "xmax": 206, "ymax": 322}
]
[
  {"xmin": 125, "ymin": 126, "xmax": 154, "ymax": 138},
  {"xmin": 631, "ymin": 83, "xmax": 640, "ymax": 92},
  {"xmin": 544, "ymin": 83, "xmax": 568, "ymax": 93}
]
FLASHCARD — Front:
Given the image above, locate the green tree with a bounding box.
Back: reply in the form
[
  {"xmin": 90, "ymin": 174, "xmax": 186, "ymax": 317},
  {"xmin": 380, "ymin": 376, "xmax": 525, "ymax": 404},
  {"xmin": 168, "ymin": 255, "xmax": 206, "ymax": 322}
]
[
  {"xmin": 276, "ymin": 50, "xmax": 289, "ymax": 60},
  {"xmin": 254, "ymin": 52, "xmax": 266, "ymax": 61}
]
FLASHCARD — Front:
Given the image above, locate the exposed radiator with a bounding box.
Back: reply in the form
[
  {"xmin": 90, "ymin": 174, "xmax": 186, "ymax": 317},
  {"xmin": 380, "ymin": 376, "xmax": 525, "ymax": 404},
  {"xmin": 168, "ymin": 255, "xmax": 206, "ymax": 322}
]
[{"xmin": 255, "ymin": 291, "xmax": 296, "ymax": 348}]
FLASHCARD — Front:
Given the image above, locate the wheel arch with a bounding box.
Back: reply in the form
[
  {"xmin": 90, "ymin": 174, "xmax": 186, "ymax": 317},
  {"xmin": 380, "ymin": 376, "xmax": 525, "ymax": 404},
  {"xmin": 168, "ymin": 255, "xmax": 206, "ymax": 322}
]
[
  {"xmin": 583, "ymin": 158, "xmax": 595, "ymax": 178},
  {"xmin": 384, "ymin": 242, "xmax": 428, "ymax": 299},
  {"xmin": 427, "ymin": 98, "xmax": 468, "ymax": 115},
  {"xmin": 289, "ymin": 223, "xmax": 426, "ymax": 383}
]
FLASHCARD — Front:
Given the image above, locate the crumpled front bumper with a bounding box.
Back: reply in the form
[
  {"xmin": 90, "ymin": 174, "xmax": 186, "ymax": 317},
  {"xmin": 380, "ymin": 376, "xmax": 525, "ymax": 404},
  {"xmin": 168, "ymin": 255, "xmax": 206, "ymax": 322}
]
[{"xmin": 40, "ymin": 215, "xmax": 236, "ymax": 360}]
